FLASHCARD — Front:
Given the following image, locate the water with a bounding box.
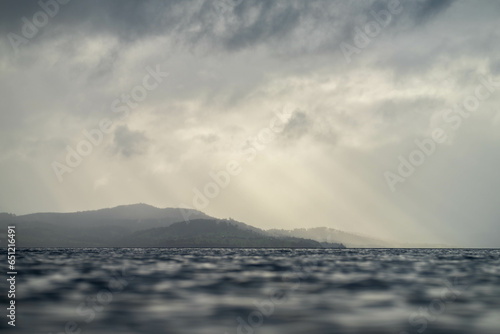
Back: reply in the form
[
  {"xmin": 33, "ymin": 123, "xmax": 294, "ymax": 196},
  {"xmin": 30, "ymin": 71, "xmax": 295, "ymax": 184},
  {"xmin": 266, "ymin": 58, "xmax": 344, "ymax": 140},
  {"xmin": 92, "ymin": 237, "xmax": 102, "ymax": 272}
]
[{"xmin": 1, "ymin": 248, "xmax": 499, "ymax": 334}]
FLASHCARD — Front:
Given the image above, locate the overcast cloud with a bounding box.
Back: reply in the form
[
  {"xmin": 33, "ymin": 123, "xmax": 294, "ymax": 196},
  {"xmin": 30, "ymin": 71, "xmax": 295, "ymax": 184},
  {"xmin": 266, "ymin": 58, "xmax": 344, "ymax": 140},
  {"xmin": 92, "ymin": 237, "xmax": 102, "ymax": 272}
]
[{"xmin": 1, "ymin": 0, "xmax": 499, "ymax": 247}]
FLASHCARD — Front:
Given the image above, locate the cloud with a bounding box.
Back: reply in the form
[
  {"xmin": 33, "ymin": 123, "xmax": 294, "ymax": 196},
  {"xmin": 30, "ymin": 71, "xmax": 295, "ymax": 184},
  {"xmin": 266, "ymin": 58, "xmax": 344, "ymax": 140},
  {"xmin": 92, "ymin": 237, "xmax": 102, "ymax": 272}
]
[
  {"xmin": 1, "ymin": 0, "xmax": 500, "ymax": 246},
  {"xmin": 0, "ymin": 0, "xmax": 458, "ymax": 59},
  {"xmin": 281, "ymin": 110, "xmax": 310, "ymax": 141},
  {"xmin": 93, "ymin": 175, "xmax": 110, "ymax": 190},
  {"xmin": 413, "ymin": 0, "xmax": 456, "ymax": 24},
  {"xmin": 195, "ymin": 133, "xmax": 220, "ymax": 144},
  {"xmin": 112, "ymin": 126, "xmax": 149, "ymax": 157}
]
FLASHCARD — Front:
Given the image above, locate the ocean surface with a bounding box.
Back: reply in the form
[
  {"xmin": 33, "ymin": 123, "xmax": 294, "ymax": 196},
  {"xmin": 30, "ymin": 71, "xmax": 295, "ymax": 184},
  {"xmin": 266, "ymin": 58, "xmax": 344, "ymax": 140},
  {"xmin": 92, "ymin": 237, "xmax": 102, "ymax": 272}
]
[{"xmin": 1, "ymin": 248, "xmax": 499, "ymax": 334}]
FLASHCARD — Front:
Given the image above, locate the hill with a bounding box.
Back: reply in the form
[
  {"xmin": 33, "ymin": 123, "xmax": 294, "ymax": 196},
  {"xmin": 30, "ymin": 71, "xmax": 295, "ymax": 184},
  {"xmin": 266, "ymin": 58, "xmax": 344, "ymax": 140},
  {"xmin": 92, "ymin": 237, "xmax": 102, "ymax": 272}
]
[
  {"xmin": 267, "ymin": 227, "xmax": 392, "ymax": 248},
  {"xmin": 0, "ymin": 204, "xmax": 344, "ymax": 248},
  {"xmin": 118, "ymin": 219, "xmax": 323, "ymax": 248},
  {"xmin": 267, "ymin": 227, "xmax": 451, "ymax": 248}
]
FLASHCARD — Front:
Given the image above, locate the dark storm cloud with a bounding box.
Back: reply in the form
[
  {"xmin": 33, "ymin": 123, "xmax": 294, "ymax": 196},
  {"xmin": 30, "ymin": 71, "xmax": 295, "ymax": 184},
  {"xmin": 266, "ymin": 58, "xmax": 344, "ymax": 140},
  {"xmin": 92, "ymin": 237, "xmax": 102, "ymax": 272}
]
[
  {"xmin": 2, "ymin": 0, "xmax": 458, "ymax": 59},
  {"xmin": 0, "ymin": 0, "xmax": 174, "ymax": 39},
  {"xmin": 0, "ymin": 1, "xmax": 43, "ymax": 31},
  {"xmin": 281, "ymin": 110, "xmax": 310, "ymax": 141},
  {"xmin": 112, "ymin": 125, "xmax": 149, "ymax": 157},
  {"xmin": 413, "ymin": 0, "xmax": 456, "ymax": 23},
  {"xmin": 222, "ymin": 0, "xmax": 302, "ymax": 51}
]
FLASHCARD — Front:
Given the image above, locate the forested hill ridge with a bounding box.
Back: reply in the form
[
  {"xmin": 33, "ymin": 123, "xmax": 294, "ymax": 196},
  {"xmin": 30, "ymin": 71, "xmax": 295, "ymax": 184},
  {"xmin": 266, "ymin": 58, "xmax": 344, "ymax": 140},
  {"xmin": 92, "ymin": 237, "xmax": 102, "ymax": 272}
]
[
  {"xmin": 119, "ymin": 219, "xmax": 326, "ymax": 248},
  {"xmin": 0, "ymin": 204, "xmax": 345, "ymax": 248}
]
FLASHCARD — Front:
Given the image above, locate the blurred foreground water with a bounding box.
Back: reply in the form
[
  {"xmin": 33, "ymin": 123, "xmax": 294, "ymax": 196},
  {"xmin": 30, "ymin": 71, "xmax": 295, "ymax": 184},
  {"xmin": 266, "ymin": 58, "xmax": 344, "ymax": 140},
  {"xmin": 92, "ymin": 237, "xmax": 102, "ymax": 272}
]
[{"xmin": 1, "ymin": 248, "xmax": 499, "ymax": 334}]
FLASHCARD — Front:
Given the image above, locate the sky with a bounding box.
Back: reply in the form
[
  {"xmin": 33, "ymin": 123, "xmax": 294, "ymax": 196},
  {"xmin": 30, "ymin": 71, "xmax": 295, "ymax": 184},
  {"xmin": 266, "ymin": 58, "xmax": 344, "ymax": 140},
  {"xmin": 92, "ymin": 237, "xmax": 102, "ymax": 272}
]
[{"xmin": 1, "ymin": 0, "xmax": 499, "ymax": 247}]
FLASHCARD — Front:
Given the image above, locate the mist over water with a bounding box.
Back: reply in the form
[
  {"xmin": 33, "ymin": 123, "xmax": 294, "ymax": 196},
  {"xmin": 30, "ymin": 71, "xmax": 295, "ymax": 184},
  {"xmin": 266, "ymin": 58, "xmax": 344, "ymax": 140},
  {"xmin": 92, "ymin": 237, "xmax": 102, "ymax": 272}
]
[{"xmin": 1, "ymin": 248, "xmax": 499, "ymax": 334}]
